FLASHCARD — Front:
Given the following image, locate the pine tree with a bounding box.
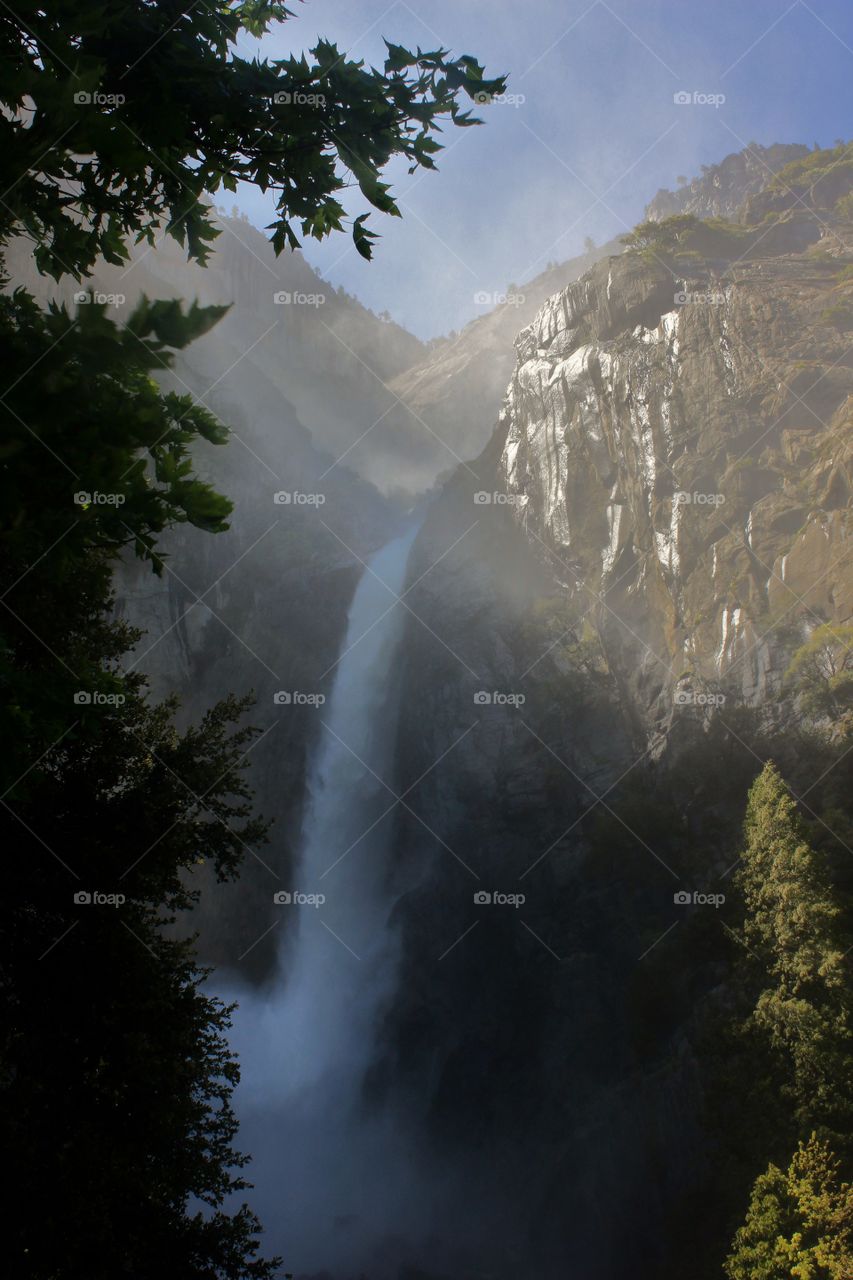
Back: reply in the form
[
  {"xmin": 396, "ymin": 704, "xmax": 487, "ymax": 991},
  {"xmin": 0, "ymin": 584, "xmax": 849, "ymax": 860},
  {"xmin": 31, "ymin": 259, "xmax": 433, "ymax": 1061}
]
[
  {"xmin": 725, "ymin": 1135, "xmax": 853, "ymax": 1280},
  {"xmin": 735, "ymin": 762, "xmax": 853, "ymax": 1147}
]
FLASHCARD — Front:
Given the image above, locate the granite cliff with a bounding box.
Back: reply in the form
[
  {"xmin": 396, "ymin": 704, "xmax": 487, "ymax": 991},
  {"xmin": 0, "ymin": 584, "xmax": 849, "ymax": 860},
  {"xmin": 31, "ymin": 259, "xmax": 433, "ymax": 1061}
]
[
  {"xmin": 496, "ymin": 226, "xmax": 853, "ymax": 736},
  {"xmin": 645, "ymin": 141, "xmax": 811, "ymax": 223}
]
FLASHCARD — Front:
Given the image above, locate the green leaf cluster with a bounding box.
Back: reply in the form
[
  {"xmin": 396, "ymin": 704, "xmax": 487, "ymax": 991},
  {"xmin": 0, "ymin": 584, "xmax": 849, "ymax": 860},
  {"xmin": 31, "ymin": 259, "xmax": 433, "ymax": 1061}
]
[{"xmin": 0, "ymin": 1, "xmax": 506, "ymax": 272}]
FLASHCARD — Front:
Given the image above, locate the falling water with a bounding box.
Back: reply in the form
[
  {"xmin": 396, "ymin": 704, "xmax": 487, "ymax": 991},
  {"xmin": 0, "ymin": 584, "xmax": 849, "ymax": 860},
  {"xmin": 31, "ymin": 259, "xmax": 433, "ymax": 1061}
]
[{"xmin": 224, "ymin": 524, "xmax": 425, "ymax": 1277}]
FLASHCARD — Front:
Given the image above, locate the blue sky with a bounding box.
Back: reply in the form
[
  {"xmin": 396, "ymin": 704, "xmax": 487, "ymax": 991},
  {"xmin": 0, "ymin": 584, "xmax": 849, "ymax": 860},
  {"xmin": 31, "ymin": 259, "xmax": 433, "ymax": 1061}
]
[{"xmin": 231, "ymin": 0, "xmax": 853, "ymax": 338}]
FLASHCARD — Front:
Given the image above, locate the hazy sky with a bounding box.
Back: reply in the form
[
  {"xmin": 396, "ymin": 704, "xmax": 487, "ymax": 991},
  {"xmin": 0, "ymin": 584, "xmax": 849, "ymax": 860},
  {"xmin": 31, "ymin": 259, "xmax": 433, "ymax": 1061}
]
[{"xmin": 231, "ymin": 0, "xmax": 853, "ymax": 338}]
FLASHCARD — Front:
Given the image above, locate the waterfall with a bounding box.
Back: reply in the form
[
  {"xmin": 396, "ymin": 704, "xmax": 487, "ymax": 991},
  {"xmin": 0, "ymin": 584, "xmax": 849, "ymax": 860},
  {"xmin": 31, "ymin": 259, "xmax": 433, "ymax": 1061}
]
[{"xmin": 224, "ymin": 525, "xmax": 423, "ymax": 1276}]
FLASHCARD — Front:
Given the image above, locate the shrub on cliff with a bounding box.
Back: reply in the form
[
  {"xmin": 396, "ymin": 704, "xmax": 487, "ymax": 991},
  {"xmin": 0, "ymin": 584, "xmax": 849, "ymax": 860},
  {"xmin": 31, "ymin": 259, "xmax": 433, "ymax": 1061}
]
[{"xmin": 784, "ymin": 624, "xmax": 853, "ymax": 731}]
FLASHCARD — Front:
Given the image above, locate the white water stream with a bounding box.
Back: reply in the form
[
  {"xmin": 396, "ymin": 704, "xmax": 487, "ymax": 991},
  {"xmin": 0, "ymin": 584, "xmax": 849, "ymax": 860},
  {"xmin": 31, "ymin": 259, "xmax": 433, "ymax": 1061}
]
[{"xmin": 225, "ymin": 526, "xmax": 424, "ymax": 1276}]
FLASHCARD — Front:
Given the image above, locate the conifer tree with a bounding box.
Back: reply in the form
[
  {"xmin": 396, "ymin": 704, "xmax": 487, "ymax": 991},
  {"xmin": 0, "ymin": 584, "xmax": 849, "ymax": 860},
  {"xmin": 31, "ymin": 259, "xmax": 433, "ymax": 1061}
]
[
  {"xmin": 735, "ymin": 763, "xmax": 853, "ymax": 1146},
  {"xmin": 725, "ymin": 1135, "xmax": 853, "ymax": 1280}
]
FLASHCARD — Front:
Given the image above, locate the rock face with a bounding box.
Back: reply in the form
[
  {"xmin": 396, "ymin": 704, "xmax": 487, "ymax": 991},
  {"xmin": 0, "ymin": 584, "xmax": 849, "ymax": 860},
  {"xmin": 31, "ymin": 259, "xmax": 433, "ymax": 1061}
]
[
  {"xmin": 390, "ymin": 142, "xmax": 825, "ymax": 495},
  {"xmin": 383, "ymin": 240, "xmax": 622, "ymax": 486},
  {"xmin": 645, "ymin": 142, "xmax": 810, "ymax": 222},
  {"xmin": 495, "ymin": 231, "xmax": 853, "ymax": 735}
]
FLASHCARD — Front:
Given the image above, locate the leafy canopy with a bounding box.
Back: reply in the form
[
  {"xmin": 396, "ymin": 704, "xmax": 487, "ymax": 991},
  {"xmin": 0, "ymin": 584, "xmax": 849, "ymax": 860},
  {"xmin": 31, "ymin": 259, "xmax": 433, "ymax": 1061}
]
[
  {"xmin": 0, "ymin": 0, "xmax": 506, "ymax": 277},
  {"xmin": 785, "ymin": 624, "xmax": 853, "ymax": 727}
]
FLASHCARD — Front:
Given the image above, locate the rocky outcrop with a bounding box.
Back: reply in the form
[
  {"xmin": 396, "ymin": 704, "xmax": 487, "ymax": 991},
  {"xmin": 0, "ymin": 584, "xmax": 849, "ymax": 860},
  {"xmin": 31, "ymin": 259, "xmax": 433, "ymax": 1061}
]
[
  {"xmin": 389, "ymin": 143, "xmax": 827, "ymax": 496},
  {"xmin": 383, "ymin": 241, "xmax": 621, "ymax": 487},
  {"xmin": 646, "ymin": 142, "xmax": 810, "ymax": 223},
  {"xmin": 495, "ymin": 224, "xmax": 853, "ymax": 737}
]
